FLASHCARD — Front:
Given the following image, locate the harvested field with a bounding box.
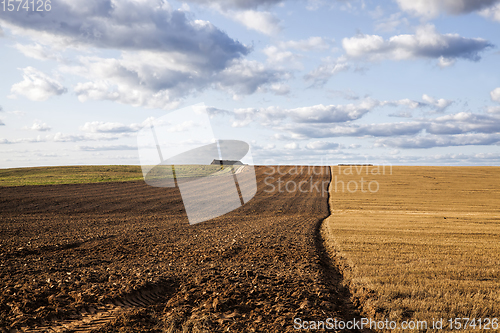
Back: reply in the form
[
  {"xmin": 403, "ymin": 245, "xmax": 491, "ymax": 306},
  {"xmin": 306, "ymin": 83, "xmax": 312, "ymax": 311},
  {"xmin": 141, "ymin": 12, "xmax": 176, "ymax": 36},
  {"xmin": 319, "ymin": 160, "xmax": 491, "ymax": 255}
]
[
  {"xmin": 0, "ymin": 166, "xmax": 363, "ymax": 332},
  {"xmin": 323, "ymin": 166, "xmax": 500, "ymax": 332}
]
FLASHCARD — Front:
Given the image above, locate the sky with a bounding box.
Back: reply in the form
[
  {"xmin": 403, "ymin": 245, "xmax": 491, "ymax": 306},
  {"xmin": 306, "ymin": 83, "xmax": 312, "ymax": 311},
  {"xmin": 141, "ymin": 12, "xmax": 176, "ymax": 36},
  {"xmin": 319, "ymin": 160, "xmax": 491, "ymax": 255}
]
[{"xmin": 0, "ymin": 0, "xmax": 500, "ymax": 168}]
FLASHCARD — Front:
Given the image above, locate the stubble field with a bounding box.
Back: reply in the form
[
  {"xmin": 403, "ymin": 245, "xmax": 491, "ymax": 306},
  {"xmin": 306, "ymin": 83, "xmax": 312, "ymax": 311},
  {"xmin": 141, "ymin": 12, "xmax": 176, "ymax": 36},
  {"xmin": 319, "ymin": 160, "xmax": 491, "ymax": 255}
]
[{"xmin": 322, "ymin": 166, "xmax": 500, "ymax": 332}]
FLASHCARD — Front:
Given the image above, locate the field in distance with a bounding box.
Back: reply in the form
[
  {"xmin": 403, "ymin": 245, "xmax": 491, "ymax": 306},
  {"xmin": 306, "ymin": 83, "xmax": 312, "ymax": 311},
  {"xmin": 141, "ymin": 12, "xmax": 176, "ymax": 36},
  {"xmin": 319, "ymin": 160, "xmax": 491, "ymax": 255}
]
[
  {"xmin": 0, "ymin": 165, "xmax": 235, "ymax": 187},
  {"xmin": 323, "ymin": 166, "xmax": 500, "ymax": 331}
]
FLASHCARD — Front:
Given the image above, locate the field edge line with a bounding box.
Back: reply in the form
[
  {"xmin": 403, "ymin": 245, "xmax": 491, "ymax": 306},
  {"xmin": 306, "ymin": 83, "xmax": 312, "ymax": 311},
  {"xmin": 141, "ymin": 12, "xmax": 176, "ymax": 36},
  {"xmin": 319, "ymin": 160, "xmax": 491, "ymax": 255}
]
[{"xmin": 315, "ymin": 166, "xmax": 374, "ymax": 332}]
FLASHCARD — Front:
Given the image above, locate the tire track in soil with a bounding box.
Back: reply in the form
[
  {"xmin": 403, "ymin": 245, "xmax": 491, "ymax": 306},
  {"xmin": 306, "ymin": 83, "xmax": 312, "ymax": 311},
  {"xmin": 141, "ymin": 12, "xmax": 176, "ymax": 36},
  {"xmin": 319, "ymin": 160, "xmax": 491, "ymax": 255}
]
[
  {"xmin": 314, "ymin": 166, "xmax": 372, "ymax": 333},
  {"xmin": 20, "ymin": 281, "xmax": 175, "ymax": 333}
]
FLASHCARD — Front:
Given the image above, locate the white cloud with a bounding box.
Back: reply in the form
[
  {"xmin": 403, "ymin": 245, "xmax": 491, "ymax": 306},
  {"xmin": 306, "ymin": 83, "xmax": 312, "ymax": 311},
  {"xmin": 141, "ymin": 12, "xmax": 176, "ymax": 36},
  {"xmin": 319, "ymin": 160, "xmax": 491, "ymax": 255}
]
[
  {"xmin": 184, "ymin": 0, "xmax": 283, "ymax": 10},
  {"xmin": 78, "ymin": 145, "xmax": 136, "ymax": 151},
  {"xmin": 3, "ymin": 0, "xmax": 266, "ymax": 106},
  {"xmin": 479, "ymin": 3, "xmax": 500, "ymax": 21},
  {"xmin": 263, "ymin": 46, "xmax": 302, "ymax": 68},
  {"xmin": 1, "ymin": 0, "xmax": 249, "ymax": 67},
  {"xmin": 24, "ymin": 121, "xmax": 51, "ymax": 132},
  {"xmin": 263, "ymin": 37, "xmax": 333, "ymax": 71},
  {"xmin": 65, "ymin": 52, "xmax": 286, "ymax": 108},
  {"xmin": 396, "ymin": 0, "xmax": 500, "ymax": 18},
  {"xmin": 282, "ymin": 109, "xmax": 500, "ymax": 147},
  {"xmin": 227, "ymin": 9, "xmax": 281, "ymax": 35},
  {"xmin": 389, "ymin": 111, "xmax": 413, "ymax": 118},
  {"xmin": 375, "ymin": 13, "xmax": 408, "ymax": 32},
  {"xmin": 269, "ymin": 83, "xmax": 290, "ymax": 95},
  {"xmin": 50, "ymin": 132, "xmax": 127, "ymax": 142},
  {"xmin": 385, "ymin": 98, "xmax": 426, "ymax": 109},
  {"xmin": 286, "ymin": 99, "xmax": 379, "ymax": 123},
  {"xmin": 437, "ymin": 56, "xmax": 456, "ymax": 68},
  {"xmin": 14, "ymin": 43, "xmax": 62, "ymax": 62},
  {"xmin": 9, "ymin": 67, "xmax": 67, "ymax": 101},
  {"xmin": 80, "ymin": 121, "xmax": 146, "ymax": 133},
  {"xmin": 216, "ymin": 59, "xmax": 289, "ymax": 99},
  {"xmin": 306, "ymin": 141, "xmax": 340, "ymax": 150},
  {"xmin": 0, "ymin": 136, "xmax": 45, "ymax": 144},
  {"xmin": 491, "ymin": 87, "xmax": 500, "ymax": 102},
  {"xmin": 342, "ymin": 25, "xmax": 492, "ymax": 64},
  {"xmin": 279, "ymin": 37, "xmax": 333, "ymax": 51},
  {"xmin": 284, "ymin": 142, "xmax": 299, "ymax": 149},
  {"xmin": 487, "ymin": 106, "xmax": 500, "ymax": 114},
  {"xmin": 377, "ymin": 133, "xmax": 500, "ymax": 149},
  {"xmin": 232, "ymin": 108, "xmax": 258, "ymax": 127},
  {"xmin": 422, "ymin": 94, "xmax": 453, "ymax": 111},
  {"xmin": 167, "ymin": 121, "xmax": 198, "ymax": 132},
  {"xmin": 185, "ymin": 0, "xmax": 282, "ymax": 35},
  {"xmin": 304, "ymin": 57, "xmax": 350, "ymax": 87}
]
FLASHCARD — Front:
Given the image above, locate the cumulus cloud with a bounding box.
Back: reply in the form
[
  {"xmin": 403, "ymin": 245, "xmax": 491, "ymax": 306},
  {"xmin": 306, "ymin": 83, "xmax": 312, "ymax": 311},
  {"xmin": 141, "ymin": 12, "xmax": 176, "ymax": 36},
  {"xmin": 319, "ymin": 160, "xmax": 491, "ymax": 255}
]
[
  {"xmin": 427, "ymin": 112, "xmax": 500, "ymax": 134},
  {"xmin": 289, "ymin": 122, "xmax": 426, "ymax": 138},
  {"xmin": 216, "ymin": 59, "xmax": 289, "ymax": 99},
  {"xmin": 263, "ymin": 46, "xmax": 302, "ymax": 68},
  {"xmin": 14, "ymin": 43, "xmax": 62, "ymax": 62},
  {"xmin": 385, "ymin": 98, "xmax": 427, "ymax": 109},
  {"xmin": 185, "ymin": 0, "xmax": 283, "ymax": 10},
  {"xmin": 184, "ymin": 0, "xmax": 282, "ymax": 35},
  {"xmin": 479, "ymin": 3, "xmax": 500, "ymax": 21},
  {"xmin": 328, "ymin": 89, "xmax": 360, "ymax": 101},
  {"xmin": 229, "ymin": 98, "xmax": 443, "ymax": 128},
  {"xmin": 377, "ymin": 133, "xmax": 500, "ymax": 149},
  {"xmin": 80, "ymin": 120, "xmax": 147, "ymax": 133},
  {"xmin": 269, "ymin": 83, "xmax": 290, "ymax": 95},
  {"xmin": 281, "ymin": 110, "xmax": 500, "ymax": 150},
  {"xmin": 375, "ymin": 13, "xmax": 409, "ymax": 32},
  {"xmin": 2, "ymin": 0, "xmax": 273, "ymax": 107},
  {"xmin": 306, "ymin": 141, "xmax": 340, "ymax": 150},
  {"xmin": 284, "ymin": 142, "xmax": 299, "ymax": 150},
  {"xmin": 0, "ymin": 119, "xmax": 4, "ymax": 126},
  {"xmin": 389, "ymin": 111, "xmax": 413, "ymax": 118},
  {"xmin": 304, "ymin": 57, "xmax": 350, "ymax": 87},
  {"xmin": 0, "ymin": 135, "xmax": 46, "ymax": 144},
  {"xmin": 78, "ymin": 145, "xmax": 136, "ymax": 151},
  {"xmin": 263, "ymin": 37, "xmax": 333, "ymax": 72},
  {"xmin": 10, "ymin": 67, "xmax": 67, "ymax": 101},
  {"xmin": 396, "ymin": 0, "xmax": 500, "ymax": 18},
  {"xmin": 0, "ymin": 0, "xmax": 248, "ymax": 68},
  {"xmin": 64, "ymin": 51, "xmax": 285, "ymax": 108},
  {"xmin": 226, "ymin": 9, "xmax": 281, "ymax": 35},
  {"xmin": 50, "ymin": 132, "xmax": 127, "ymax": 142},
  {"xmin": 285, "ymin": 99, "xmax": 380, "ymax": 123},
  {"xmin": 342, "ymin": 25, "xmax": 492, "ymax": 65},
  {"xmin": 278, "ymin": 37, "xmax": 333, "ymax": 51},
  {"xmin": 24, "ymin": 121, "xmax": 51, "ymax": 131},
  {"xmin": 231, "ymin": 108, "xmax": 259, "ymax": 127},
  {"xmin": 491, "ymin": 87, "xmax": 500, "ymax": 102},
  {"xmin": 422, "ymin": 94, "xmax": 453, "ymax": 111}
]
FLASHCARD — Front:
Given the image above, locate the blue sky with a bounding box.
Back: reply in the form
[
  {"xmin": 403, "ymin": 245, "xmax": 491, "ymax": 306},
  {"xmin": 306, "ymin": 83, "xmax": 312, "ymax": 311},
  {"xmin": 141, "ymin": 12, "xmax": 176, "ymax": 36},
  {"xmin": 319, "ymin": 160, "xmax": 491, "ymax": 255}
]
[{"xmin": 1, "ymin": 0, "xmax": 500, "ymax": 167}]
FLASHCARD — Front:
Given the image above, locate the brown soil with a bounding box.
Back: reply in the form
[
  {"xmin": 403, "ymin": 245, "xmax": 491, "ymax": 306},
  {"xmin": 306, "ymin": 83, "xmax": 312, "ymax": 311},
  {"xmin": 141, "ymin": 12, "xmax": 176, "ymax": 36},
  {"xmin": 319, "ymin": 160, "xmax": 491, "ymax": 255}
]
[{"xmin": 0, "ymin": 166, "xmax": 363, "ymax": 332}]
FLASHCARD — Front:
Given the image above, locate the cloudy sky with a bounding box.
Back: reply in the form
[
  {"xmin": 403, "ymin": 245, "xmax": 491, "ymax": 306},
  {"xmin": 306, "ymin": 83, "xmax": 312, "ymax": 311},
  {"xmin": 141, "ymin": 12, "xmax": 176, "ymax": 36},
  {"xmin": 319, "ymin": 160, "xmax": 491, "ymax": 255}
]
[{"xmin": 1, "ymin": 0, "xmax": 500, "ymax": 167}]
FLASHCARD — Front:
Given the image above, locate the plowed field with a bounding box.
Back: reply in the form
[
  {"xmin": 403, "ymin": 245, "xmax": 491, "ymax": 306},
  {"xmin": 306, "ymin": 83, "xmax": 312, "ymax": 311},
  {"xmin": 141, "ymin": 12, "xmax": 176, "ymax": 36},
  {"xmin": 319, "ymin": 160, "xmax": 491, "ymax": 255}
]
[{"xmin": 0, "ymin": 166, "xmax": 362, "ymax": 332}]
